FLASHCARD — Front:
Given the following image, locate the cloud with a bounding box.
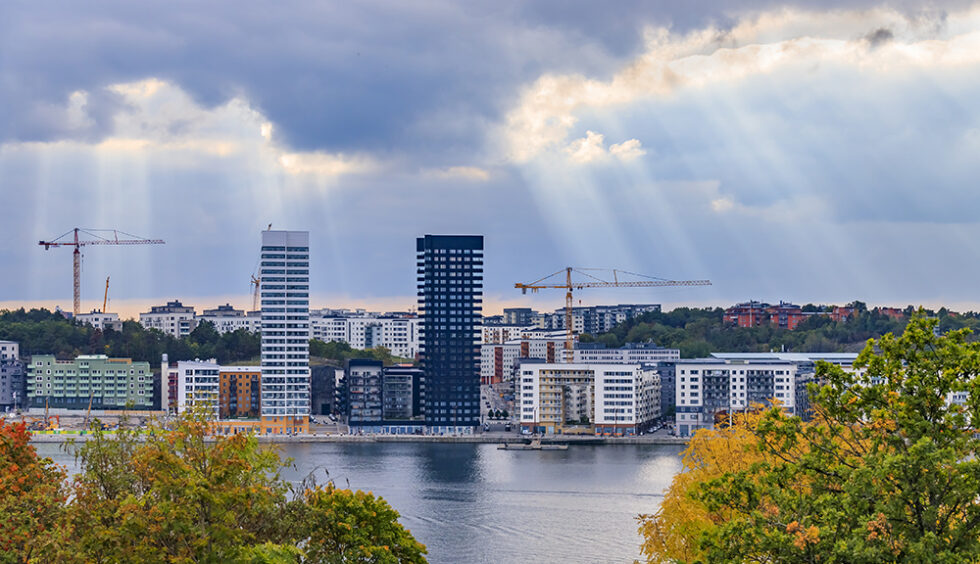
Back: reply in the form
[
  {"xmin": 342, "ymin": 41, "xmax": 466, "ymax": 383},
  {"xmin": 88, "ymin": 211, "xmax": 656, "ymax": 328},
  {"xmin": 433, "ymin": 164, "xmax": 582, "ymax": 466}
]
[
  {"xmin": 499, "ymin": 5, "xmax": 980, "ymax": 162},
  {"xmin": 563, "ymin": 130, "xmax": 646, "ymax": 164},
  {"xmin": 2, "ymin": 79, "xmax": 377, "ymax": 181},
  {"xmin": 423, "ymin": 166, "xmax": 491, "ymax": 181}
]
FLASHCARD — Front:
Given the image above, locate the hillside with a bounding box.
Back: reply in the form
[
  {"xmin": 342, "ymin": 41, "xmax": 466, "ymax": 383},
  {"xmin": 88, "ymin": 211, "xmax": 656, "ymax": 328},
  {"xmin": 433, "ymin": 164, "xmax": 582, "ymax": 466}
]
[{"xmin": 581, "ymin": 304, "xmax": 979, "ymax": 358}]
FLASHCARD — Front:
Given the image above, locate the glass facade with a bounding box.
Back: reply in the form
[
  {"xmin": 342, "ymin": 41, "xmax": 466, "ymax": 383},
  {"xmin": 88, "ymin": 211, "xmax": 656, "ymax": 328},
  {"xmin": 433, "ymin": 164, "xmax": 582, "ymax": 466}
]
[
  {"xmin": 416, "ymin": 235, "xmax": 483, "ymax": 428},
  {"xmin": 260, "ymin": 230, "xmax": 310, "ymax": 417}
]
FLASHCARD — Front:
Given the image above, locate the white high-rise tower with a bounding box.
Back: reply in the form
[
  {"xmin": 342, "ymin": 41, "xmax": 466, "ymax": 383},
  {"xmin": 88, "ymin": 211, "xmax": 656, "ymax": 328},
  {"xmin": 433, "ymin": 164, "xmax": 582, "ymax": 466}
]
[{"xmin": 260, "ymin": 230, "xmax": 310, "ymax": 433}]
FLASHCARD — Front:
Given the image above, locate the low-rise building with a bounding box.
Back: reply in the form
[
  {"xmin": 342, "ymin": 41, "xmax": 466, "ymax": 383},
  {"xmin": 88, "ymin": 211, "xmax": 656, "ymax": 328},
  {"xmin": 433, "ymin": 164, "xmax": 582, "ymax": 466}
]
[
  {"xmin": 219, "ymin": 367, "xmax": 261, "ymax": 418},
  {"xmin": 346, "ymin": 359, "xmax": 383, "ymax": 428},
  {"xmin": 197, "ymin": 304, "xmax": 261, "ymax": 334},
  {"xmin": 572, "ymin": 342, "xmax": 680, "ymax": 364},
  {"xmin": 517, "ymin": 363, "xmax": 661, "ymax": 437},
  {"xmin": 76, "ymin": 311, "xmax": 123, "ymax": 332},
  {"xmin": 673, "ymin": 358, "xmax": 807, "ymax": 437},
  {"xmin": 28, "ymin": 354, "xmax": 153, "ymax": 410},
  {"xmin": 139, "ymin": 300, "xmax": 198, "ymax": 338},
  {"xmin": 383, "ymin": 364, "xmax": 424, "ymax": 421},
  {"xmin": 176, "ymin": 360, "xmax": 221, "ymax": 416},
  {"xmin": 309, "ymin": 310, "xmax": 420, "ymax": 359}
]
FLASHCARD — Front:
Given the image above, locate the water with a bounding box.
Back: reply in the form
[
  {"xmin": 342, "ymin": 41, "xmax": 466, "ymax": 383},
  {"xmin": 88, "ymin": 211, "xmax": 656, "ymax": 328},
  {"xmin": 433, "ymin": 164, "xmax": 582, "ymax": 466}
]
[{"xmin": 34, "ymin": 441, "xmax": 685, "ymax": 563}]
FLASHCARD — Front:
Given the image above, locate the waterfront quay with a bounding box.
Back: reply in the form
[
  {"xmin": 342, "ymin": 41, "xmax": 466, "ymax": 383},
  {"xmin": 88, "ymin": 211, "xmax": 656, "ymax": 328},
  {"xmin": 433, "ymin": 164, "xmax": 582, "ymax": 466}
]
[{"xmin": 30, "ymin": 430, "xmax": 687, "ymax": 445}]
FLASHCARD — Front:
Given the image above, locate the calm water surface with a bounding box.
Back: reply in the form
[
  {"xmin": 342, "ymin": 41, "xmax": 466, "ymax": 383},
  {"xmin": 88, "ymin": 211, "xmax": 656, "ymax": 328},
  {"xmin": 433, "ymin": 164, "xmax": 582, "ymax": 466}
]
[{"xmin": 35, "ymin": 442, "xmax": 684, "ymax": 564}]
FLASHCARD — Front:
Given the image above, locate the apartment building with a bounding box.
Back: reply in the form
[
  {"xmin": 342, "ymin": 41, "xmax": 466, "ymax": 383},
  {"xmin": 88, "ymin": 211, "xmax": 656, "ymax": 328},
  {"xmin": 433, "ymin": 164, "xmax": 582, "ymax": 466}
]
[
  {"xmin": 517, "ymin": 363, "xmax": 661, "ymax": 436},
  {"xmin": 309, "ymin": 310, "xmax": 420, "ymax": 359},
  {"xmin": 197, "ymin": 304, "xmax": 261, "ymax": 334},
  {"xmin": 0, "ymin": 341, "xmax": 24, "ymax": 410},
  {"xmin": 139, "ymin": 300, "xmax": 198, "ymax": 337},
  {"xmin": 260, "ymin": 230, "xmax": 310, "ymax": 435},
  {"xmin": 76, "ymin": 311, "xmax": 122, "ymax": 332},
  {"xmin": 673, "ymin": 358, "xmax": 807, "ymax": 437},
  {"xmin": 417, "ymin": 234, "xmax": 483, "ymax": 432},
  {"xmin": 28, "ymin": 354, "xmax": 153, "ymax": 410}
]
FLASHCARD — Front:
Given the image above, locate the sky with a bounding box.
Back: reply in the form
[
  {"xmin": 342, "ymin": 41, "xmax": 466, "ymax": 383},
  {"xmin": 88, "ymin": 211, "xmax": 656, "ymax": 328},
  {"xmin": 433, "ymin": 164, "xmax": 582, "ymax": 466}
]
[{"xmin": 2, "ymin": 1, "xmax": 980, "ymax": 318}]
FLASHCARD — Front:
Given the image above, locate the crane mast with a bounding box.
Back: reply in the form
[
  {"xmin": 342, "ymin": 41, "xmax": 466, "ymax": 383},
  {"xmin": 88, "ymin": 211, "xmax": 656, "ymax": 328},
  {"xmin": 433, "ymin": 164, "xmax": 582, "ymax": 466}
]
[
  {"xmin": 39, "ymin": 228, "xmax": 165, "ymax": 316},
  {"xmin": 516, "ymin": 267, "xmax": 711, "ymax": 362}
]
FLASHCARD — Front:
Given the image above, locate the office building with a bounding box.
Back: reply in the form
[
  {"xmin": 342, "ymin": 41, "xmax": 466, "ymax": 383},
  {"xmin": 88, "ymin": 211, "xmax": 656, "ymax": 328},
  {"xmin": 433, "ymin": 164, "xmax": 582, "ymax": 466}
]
[
  {"xmin": 28, "ymin": 354, "xmax": 153, "ymax": 410},
  {"xmin": 139, "ymin": 301, "xmax": 198, "ymax": 337},
  {"xmin": 517, "ymin": 363, "xmax": 661, "ymax": 436},
  {"xmin": 417, "ymin": 234, "xmax": 483, "ymax": 432},
  {"xmin": 260, "ymin": 230, "xmax": 311, "ymax": 434},
  {"xmin": 0, "ymin": 341, "xmax": 25, "ymax": 410}
]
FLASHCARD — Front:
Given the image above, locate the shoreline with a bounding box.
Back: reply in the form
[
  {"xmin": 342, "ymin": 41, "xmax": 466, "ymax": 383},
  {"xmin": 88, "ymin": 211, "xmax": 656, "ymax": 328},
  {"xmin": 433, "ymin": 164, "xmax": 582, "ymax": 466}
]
[{"xmin": 30, "ymin": 432, "xmax": 688, "ymax": 446}]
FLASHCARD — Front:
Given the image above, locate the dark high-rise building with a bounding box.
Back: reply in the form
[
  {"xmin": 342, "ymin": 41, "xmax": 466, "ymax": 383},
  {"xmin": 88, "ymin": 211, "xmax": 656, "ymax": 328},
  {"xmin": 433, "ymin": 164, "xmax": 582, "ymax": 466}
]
[{"xmin": 417, "ymin": 234, "xmax": 483, "ymax": 431}]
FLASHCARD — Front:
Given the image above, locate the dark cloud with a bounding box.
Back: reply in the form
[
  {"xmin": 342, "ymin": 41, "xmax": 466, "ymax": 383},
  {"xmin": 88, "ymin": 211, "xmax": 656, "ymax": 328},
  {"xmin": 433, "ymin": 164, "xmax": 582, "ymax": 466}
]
[
  {"xmin": 865, "ymin": 27, "xmax": 895, "ymax": 47},
  {"xmin": 2, "ymin": 1, "xmax": 973, "ymax": 163}
]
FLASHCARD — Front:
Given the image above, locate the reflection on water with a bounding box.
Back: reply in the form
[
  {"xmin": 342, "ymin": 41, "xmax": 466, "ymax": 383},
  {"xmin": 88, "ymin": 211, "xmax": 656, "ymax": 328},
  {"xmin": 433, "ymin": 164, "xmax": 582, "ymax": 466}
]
[{"xmin": 34, "ymin": 441, "xmax": 684, "ymax": 564}]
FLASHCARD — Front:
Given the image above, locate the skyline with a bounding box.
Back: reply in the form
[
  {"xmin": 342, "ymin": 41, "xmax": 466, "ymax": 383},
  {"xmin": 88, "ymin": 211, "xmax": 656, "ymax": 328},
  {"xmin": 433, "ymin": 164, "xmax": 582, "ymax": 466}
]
[{"xmin": 4, "ymin": 2, "xmax": 980, "ymax": 313}]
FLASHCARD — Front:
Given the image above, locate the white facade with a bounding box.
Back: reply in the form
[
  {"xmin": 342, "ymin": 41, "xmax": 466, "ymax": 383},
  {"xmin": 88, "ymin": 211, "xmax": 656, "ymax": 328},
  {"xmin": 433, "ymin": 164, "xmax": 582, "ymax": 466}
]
[
  {"xmin": 0, "ymin": 341, "xmax": 19, "ymax": 362},
  {"xmin": 573, "ymin": 344, "xmax": 680, "ymax": 364},
  {"xmin": 139, "ymin": 301, "xmax": 197, "ymax": 338},
  {"xmin": 176, "ymin": 359, "xmax": 221, "ymax": 416},
  {"xmin": 480, "ymin": 337, "xmax": 566, "ymax": 384},
  {"xmin": 674, "ymin": 359, "xmax": 803, "ymax": 437},
  {"xmin": 309, "ymin": 312, "xmax": 419, "ymax": 359},
  {"xmin": 260, "ymin": 230, "xmax": 310, "ymax": 418},
  {"xmin": 76, "ymin": 311, "xmax": 121, "ymax": 331},
  {"xmin": 517, "ymin": 363, "xmax": 660, "ymax": 435},
  {"xmin": 197, "ymin": 313, "xmax": 261, "ymax": 334}
]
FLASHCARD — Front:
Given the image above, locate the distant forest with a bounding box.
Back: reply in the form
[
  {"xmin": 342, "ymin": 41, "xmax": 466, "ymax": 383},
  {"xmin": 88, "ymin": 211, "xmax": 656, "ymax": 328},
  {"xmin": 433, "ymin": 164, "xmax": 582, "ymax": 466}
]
[
  {"xmin": 579, "ymin": 302, "xmax": 980, "ymax": 358},
  {"xmin": 0, "ymin": 308, "xmax": 401, "ymax": 367},
  {"xmin": 3, "ymin": 303, "xmax": 979, "ymax": 365}
]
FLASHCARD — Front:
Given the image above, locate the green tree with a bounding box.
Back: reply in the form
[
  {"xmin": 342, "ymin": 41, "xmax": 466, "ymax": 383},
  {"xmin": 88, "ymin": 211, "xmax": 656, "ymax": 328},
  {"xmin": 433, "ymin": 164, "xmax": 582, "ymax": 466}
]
[
  {"xmin": 298, "ymin": 484, "xmax": 427, "ymax": 564},
  {"xmin": 641, "ymin": 316, "xmax": 980, "ymax": 562},
  {"xmin": 22, "ymin": 410, "xmax": 427, "ymax": 563}
]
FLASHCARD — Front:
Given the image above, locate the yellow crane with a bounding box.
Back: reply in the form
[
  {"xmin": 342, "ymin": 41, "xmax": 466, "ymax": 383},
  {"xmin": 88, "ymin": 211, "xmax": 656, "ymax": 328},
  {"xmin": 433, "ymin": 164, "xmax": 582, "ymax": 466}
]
[
  {"xmin": 515, "ymin": 268, "xmax": 711, "ymax": 362},
  {"xmin": 102, "ymin": 276, "xmax": 110, "ymax": 313}
]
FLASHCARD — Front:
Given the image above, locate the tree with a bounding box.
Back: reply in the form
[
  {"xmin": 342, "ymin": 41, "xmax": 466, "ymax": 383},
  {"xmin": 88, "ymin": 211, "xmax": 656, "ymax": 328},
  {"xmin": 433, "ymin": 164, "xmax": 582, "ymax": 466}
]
[
  {"xmin": 487, "ymin": 409, "xmax": 494, "ymax": 420},
  {"xmin": 298, "ymin": 484, "xmax": 427, "ymax": 563},
  {"xmin": 0, "ymin": 421, "xmax": 67, "ymax": 563},
  {"xmin": 640, "ymin": 316, "xmax": 980, "ymax": 562},
  {"xmin": 501, "ymin": 409, "xmax": 509, "ymax": 419},
  {"xmin": 22, "ymin": 409, "xmax": 427, "ymax": 563}
]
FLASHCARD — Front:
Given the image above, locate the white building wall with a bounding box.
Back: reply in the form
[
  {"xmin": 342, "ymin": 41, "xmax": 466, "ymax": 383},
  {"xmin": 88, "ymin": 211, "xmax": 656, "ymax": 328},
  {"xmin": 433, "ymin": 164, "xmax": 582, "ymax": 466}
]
[
  {"xmin": 0, "ymin": 341, "xmax": 20, "ymax": 362},
  {"xmin": 139, "ymin": 312, "xmax": 197, "ymax": 338},
  {"xmin": 76, "ymin": 312, "xmax": 121, "ymax": 331},
  {"xmin": 176, "ymin": 360, "xmax": 221, "ymax": 417}
]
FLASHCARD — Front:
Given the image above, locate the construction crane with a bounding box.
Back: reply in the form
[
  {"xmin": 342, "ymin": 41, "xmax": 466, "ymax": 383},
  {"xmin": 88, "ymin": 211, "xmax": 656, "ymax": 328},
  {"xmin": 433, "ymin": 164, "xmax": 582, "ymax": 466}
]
[
  {"xmin": 515, "ymin": 268, "xmax": 712, "ymax": 362},
  {"xmin": 39, "ymin": 228, "xmax": 165, "ymax": 316},
  {"xmin": 102, "ymin": 276, "xmax": 110, "ymax": 313},
  {"xmin": 250, "ymin": 274, "xmax": 261, "ymax": 312}
]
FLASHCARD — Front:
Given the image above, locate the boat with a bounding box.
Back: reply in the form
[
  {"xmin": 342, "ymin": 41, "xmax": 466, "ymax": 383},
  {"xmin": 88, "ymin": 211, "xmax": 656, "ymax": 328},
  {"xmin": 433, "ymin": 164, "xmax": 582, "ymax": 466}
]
[{"xmin": 497, "ymin": 438, "xmax": 568, "ymax": 451}]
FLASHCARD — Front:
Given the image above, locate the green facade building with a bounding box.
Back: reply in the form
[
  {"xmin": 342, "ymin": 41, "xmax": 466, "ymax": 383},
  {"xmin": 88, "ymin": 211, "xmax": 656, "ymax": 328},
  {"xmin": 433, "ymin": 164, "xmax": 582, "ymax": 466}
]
[{"xmin": 27, "ymin": 355, "xmax": 153, "ymax": 410}]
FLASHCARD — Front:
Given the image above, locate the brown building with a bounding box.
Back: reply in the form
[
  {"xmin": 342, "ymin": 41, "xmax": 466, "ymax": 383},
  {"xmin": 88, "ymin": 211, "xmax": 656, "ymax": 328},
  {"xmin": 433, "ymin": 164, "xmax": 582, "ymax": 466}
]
[{"xmin": 219, "ymin": 367, "xmax": 261, "ymax": 418}]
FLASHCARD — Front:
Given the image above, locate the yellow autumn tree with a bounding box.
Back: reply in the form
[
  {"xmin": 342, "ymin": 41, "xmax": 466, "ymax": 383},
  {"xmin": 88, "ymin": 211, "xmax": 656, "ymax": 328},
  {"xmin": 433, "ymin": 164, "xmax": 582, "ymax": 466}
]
[{"xmin": 637, "ymin": 408, "xmax": 773, "ymax": 563}]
